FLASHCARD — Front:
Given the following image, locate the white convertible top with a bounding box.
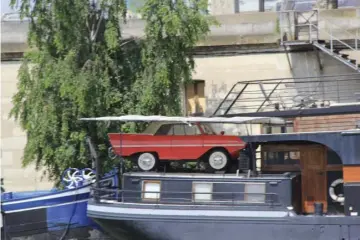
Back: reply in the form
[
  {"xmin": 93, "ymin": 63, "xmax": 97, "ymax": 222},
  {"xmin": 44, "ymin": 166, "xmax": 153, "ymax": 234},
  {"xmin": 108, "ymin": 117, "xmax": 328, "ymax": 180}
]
[{"xmin": 80, "ymin": 115, "xmax": 285, "ymax": 124}]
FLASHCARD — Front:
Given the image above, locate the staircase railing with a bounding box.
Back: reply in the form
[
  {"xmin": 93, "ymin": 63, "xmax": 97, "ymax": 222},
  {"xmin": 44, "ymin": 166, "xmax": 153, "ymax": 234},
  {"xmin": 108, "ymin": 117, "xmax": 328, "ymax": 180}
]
[
  {"xmin": 323, "ymin": 20, "xmax": 359, "ymax": 50},
  {"xmin": 311, "ymin": 24, "xmax": 357, "ymax": 52},
  {"xmin": 310, "ymin": 23, "xmax": 359, "ymax": 71},
  {"xmin": 279, "ymin": 9, "xmax": 359, "ymax": 51}
]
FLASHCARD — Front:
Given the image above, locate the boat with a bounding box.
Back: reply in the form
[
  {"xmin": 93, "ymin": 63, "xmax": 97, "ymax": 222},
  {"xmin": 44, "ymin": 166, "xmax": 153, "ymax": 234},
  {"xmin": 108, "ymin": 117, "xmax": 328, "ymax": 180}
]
[
  {"xmin": 80, "ymin": 114, "xmax": 360, "ymax": 240},
  {"xmin": 1, "ymin": 138, "xmax": 118, "ymax": 240}
]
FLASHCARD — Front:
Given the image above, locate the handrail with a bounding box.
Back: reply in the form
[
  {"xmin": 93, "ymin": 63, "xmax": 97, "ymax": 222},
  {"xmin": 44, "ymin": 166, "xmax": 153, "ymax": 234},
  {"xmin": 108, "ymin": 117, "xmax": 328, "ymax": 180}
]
[
  {"xmin": 279, "ymin": 9, "xmax": 359, "ymax": 52},
  {"xmin": 92, "ymin": 187, "xmax": 281, "ymax": 206},
  {"xmin": 324, "ymin": 19, "xmax": 360, "ymax": 41},
  {"xmin": 231, "ymin": 74, "xmax": 360, "ymax": 85},
  {"xmin": 211, "ymin": 74, "xmax": 360, "ymax": 115},
  {"xmin": 310, "ymin": 23, "xmax": 358, "ymax": 52},
  {"xmin": 212, "ymin": 82, "xmax": 242, "ymax": 116}
]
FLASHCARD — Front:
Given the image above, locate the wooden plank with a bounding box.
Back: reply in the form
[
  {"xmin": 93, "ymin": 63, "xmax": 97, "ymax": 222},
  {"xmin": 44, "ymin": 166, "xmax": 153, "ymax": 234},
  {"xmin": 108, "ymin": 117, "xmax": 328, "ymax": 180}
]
[{"xmin": 343, "ymin": 166, "xmax": 360, "ymax": 183}]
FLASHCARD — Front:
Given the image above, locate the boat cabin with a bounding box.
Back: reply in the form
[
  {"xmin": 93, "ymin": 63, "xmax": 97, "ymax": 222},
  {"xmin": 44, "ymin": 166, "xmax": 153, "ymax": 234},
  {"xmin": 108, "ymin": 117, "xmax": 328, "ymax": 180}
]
[
  {"xmin": 100, "ymin": 171, "xmax": 300, "ymax": 215},
  {"xmin": 241, "ymin": 129, "xmax": 360, "ymax": 217}
]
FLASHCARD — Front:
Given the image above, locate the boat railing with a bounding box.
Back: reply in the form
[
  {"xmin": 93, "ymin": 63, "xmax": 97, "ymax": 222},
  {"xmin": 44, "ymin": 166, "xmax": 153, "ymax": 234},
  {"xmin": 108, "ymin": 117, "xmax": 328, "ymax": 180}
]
[
  {"xmin": 212, "ymin": 73, "xmax": 360, "ymax": 117},
  {"xmin": 91, "ymin": 187, "xmax": 282, "ymax": 207}
]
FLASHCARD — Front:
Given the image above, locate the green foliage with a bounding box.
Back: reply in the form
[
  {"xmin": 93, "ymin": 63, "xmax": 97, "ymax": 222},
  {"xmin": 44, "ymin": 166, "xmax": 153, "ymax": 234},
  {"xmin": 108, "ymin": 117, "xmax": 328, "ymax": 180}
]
[
  {"xmin": 9, "ymin": 0, "xmax": 213, "ymax": 183},
  {"xmin": 134, "ymin": 0, "xmax": 214, "ymax": 117},
  {"xmin": 9, "ymin": 0, "xmax": 140, "ymax": 184}
]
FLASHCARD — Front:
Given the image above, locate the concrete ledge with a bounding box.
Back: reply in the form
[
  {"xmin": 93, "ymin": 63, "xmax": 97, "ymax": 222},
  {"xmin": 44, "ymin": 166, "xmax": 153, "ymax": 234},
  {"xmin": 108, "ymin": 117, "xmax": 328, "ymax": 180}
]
[
  {"xmin": 198, "ymin": 34, "xmax": 279, "ymax": 46},
  {"xmin": 1, "ymin": 8, "xmax": 359, "ymax": 55},
  {"xmin": 318, "ymin": 7, "xmax": 360, "ymax": 18}
]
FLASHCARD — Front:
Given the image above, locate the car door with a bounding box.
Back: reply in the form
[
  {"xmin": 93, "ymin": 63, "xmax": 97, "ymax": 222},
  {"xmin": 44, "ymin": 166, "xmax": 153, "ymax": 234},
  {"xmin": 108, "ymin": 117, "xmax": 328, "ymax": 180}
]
[
  {"xmin": 152, "ymin": 123, "xmax": 173, "ymax": 160},
  {"xmin": 170, "ymin": 123, "xmax": 203, "ymax": 160}
]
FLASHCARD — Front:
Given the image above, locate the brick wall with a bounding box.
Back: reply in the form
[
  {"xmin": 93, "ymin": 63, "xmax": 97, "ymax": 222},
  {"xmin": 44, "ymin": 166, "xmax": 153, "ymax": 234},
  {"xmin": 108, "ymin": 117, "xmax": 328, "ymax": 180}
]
[{"xmin": 294, "ymin": 114, "xmax": 360, "ymax": 132}]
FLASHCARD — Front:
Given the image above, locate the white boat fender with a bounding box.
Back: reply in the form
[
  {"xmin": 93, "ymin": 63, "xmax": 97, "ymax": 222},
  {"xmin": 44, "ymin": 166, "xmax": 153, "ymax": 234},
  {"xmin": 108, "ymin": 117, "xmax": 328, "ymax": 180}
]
[{"xmin": 329, "ymin": 178, "xmax": 344, "ymax": 203}]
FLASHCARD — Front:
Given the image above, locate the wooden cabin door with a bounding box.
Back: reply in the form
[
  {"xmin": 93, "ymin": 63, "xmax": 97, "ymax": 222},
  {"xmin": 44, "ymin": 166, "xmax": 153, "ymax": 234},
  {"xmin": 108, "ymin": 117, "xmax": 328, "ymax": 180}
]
[{"xmin": 301, "ymin": 146, "xmax": 327, "ymax": 214}]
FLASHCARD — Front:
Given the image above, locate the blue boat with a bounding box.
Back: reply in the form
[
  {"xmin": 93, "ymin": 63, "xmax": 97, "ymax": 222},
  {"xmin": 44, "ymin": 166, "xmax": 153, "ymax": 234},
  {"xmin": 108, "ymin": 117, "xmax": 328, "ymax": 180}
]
[{"xmin": 1, "ymin": 167, "xmax": 118, "ymax": 240}]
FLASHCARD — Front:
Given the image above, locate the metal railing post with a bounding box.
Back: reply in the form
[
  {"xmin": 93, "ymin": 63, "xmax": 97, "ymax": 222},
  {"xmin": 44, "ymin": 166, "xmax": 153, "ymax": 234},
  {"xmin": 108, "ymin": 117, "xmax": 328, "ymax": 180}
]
[
  {"xmin": 356, "ymin": 29, "xmax": 358, "ymax": 50},
  {"xmin": 330, "ymin": 26, "xmax": 333, "ymax": 53},
  {"xmin": 280, "ymin": 13, "xmax": 283, "ymax": 45}
]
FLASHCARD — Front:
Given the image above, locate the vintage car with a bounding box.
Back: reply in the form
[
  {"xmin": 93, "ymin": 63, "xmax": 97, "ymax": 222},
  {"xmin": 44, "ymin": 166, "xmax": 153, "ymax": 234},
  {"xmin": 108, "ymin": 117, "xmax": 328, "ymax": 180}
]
[
  {"xmin": 107, "ymin": 121, "xmax": 246, "ymax": 172},
  {"xmin": 81, "ymin": 115, "xmax": 284, "ymax": 172}
]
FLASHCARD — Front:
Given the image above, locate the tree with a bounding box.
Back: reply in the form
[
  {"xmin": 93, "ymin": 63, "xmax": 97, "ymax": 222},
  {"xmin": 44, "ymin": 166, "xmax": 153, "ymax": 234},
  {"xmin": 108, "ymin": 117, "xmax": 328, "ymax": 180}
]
[
  {"xmin": 9, "ymin": 0, "xmax": 142, "ymax": 183},
  {"xmin": 134, "ymin": 0, "xmax": 214, "ymax": 117},
  {"xmin": 9, "ymin": 0, "xmax": 214, "ymax": 183}
]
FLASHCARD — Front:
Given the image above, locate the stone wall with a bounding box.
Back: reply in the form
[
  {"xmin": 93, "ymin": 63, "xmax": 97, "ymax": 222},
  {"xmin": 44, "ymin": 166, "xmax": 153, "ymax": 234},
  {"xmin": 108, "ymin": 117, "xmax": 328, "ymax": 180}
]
[
  {"xmin": 1, "ymin": 62, "xmax": 54, "ymax": 191},
  {"xmin": 208, "ymin": 0, "xmax": 235, "ymax": 15}
]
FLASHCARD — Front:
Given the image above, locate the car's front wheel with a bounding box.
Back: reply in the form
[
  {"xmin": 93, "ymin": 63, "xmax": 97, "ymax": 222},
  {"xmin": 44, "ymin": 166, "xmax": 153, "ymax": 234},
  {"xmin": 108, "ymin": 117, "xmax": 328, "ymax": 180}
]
[
  {"xmin": 208, "ymin": 150, "xmax": 229, "ymax": 171},
  {"xmin": 137, "ymin": 152, "xmax": 158, "ymax": 171}
]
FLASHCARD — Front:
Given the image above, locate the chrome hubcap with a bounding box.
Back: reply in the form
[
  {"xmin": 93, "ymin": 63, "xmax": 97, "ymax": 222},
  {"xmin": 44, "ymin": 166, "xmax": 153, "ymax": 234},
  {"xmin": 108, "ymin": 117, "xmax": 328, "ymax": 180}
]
[
  {"xmin": 209, "ymin": 152, "xmax": 227, "ymax": 170},
  {"xmin": 138, "ymin": 153, "xmax": 156, "ymax": 171}
]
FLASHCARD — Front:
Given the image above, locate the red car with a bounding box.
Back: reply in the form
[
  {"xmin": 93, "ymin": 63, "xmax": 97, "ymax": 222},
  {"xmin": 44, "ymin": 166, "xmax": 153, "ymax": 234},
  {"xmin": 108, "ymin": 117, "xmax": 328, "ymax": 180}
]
[{"xmin": 108, "ymin": 122, "xmax": 246, "ymax": 171}]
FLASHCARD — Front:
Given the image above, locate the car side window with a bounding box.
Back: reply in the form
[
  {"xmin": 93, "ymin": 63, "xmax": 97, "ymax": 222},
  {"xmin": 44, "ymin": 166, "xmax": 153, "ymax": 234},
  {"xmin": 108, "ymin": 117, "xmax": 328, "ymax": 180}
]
[
  {"xmin": 155, "ymin": 124, "xmax": 172, "ymax": 135},
  {"xmin": 172, "ymin": 124, "xmax": 186, "ymax": 135},
  {"xmin": 184, "ymin": 124, "xmax": 201, "ymax": 135}
]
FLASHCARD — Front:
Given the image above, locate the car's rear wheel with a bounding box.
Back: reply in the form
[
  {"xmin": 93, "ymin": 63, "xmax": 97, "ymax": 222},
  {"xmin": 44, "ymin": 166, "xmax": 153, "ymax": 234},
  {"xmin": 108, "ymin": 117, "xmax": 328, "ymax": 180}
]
[
  {"xmin": 208, "ymin": 150, "xmax": 229, "ymax": 171},
  {"xmin": 137, "ymin": 152, "xmax": 157, "ymax": 171}
]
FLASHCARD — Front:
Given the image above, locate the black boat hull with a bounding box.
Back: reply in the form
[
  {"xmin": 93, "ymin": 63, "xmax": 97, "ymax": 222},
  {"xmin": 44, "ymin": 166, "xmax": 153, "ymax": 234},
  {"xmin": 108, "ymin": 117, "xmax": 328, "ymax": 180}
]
[
  {"xmin": 92, "ymin": 216, "xmax": 360, "ymax": 240},
  {"xmin": 88, "ymin": 202, "xmax": 360, "ymax": 240}
]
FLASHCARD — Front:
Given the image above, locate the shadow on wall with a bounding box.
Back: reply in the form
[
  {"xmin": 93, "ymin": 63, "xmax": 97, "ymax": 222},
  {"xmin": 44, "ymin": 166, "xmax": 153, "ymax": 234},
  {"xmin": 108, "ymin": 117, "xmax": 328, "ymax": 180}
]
[
  {"xmin": 243, "ymin": 51, "xmax": 360, "ymax": 113},
  {"xmin": 206, "ymin": 82, "xmax": 228, "ymax": 116},
  {"xmin": 289, "ymin": 51, "xmax": 360, "ymax": 106}
]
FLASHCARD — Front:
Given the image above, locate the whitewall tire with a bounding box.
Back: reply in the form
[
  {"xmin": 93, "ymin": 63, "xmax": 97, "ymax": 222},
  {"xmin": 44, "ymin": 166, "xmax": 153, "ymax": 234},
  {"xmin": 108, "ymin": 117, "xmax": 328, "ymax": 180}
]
[
  {"xmin": 137, "ymin": 153, "xmax": 157, "ymax": 171},
  {"xmin": 208, "ymin": 150, "xmax": 229, "ymax": 171}
]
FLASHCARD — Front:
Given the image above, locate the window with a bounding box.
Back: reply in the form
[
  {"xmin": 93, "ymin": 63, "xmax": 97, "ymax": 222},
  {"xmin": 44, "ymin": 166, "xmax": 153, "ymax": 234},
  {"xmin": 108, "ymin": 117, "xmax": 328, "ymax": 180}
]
[
  {"xmin": 184, "ymin": 124, "xmax": 201, "ymax": 135},
  {"xmin": 142, "ymin": 180, "xmax": 161, "ymax": 200},
  {"xmin": 236, "ymin": 0, "xmax": 260, "ymax": 12},
  {"xmin": 262, "ymin": 123, "xmax": 294, "ymax": 134},
  {"xmin": 192, "ymin": 182, "xmax": 213, "ymax": 202},
  {"xmin": 155, "ymin": 124, "xmax": 173, "ymax": 135},
  {"xmin": 245, "ymin": 182, "xmax": 266, "ymax": 203},
  {"xmin": 338, "ymin": 0, "xmax": 360, "ymax": 8},
  {"xmin": 200, "ymin": 123, "xmax": 216, "ymax": 135},
  {"xmin": 263, "ymin": 151, "xmax": 300, "ymax": 165},
  {"xmin": 264, "ymin": 0, "xmax": 281, "ymax": 12},
  {"xmin": 172, "ymin": 124, "xmax": 186, "ymax": 135}
]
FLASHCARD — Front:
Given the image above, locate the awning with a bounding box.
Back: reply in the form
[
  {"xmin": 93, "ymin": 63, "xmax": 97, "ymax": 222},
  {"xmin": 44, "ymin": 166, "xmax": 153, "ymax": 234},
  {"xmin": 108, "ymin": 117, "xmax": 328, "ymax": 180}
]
[{"xmin": 80, "ymin": 115, "xmax": 285, "ymax": 124}]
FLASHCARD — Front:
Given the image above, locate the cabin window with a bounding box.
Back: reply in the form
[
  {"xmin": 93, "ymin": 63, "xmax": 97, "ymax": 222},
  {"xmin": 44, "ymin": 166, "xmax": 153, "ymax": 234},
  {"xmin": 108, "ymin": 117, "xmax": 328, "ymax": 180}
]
[
  {"xmin": 192, "ymin": 182, "xmax": 213, "ymax": 202},
  {"xmin": 244, "ymin": 182, "xmax": 266, "ymax": 203},
  {"xmin": 142, "ymin": 180, "xmax": 161, "ymax": 200},
  {"xmin": 263, "ymin": 151, "xmax": 300, "ymax": 165},
  {"xmin": 262, "ymin": 123, "xmax": 294, "ymax": 134}
]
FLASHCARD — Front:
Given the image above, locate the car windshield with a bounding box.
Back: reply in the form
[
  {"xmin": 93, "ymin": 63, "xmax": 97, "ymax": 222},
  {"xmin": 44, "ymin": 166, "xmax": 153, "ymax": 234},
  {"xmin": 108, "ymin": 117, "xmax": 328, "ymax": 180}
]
[{"xmin": 200, "ymin": 123, "xmax": 216, "ymax": 135}]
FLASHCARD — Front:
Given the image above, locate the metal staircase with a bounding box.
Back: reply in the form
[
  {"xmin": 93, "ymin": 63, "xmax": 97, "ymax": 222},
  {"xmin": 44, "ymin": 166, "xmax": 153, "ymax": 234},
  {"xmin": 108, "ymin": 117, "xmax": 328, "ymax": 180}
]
[{"xmin": 279, "ymin": 10, "xmax": 360, "ymax": 72}]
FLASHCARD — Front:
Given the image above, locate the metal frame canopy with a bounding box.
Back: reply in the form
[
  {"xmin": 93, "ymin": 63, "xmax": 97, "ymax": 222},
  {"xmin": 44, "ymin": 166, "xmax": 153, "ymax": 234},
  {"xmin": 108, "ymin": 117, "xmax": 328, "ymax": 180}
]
[{"xmin": 80, "ymin": 115, "xmax": 285, "ymax": 125}]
